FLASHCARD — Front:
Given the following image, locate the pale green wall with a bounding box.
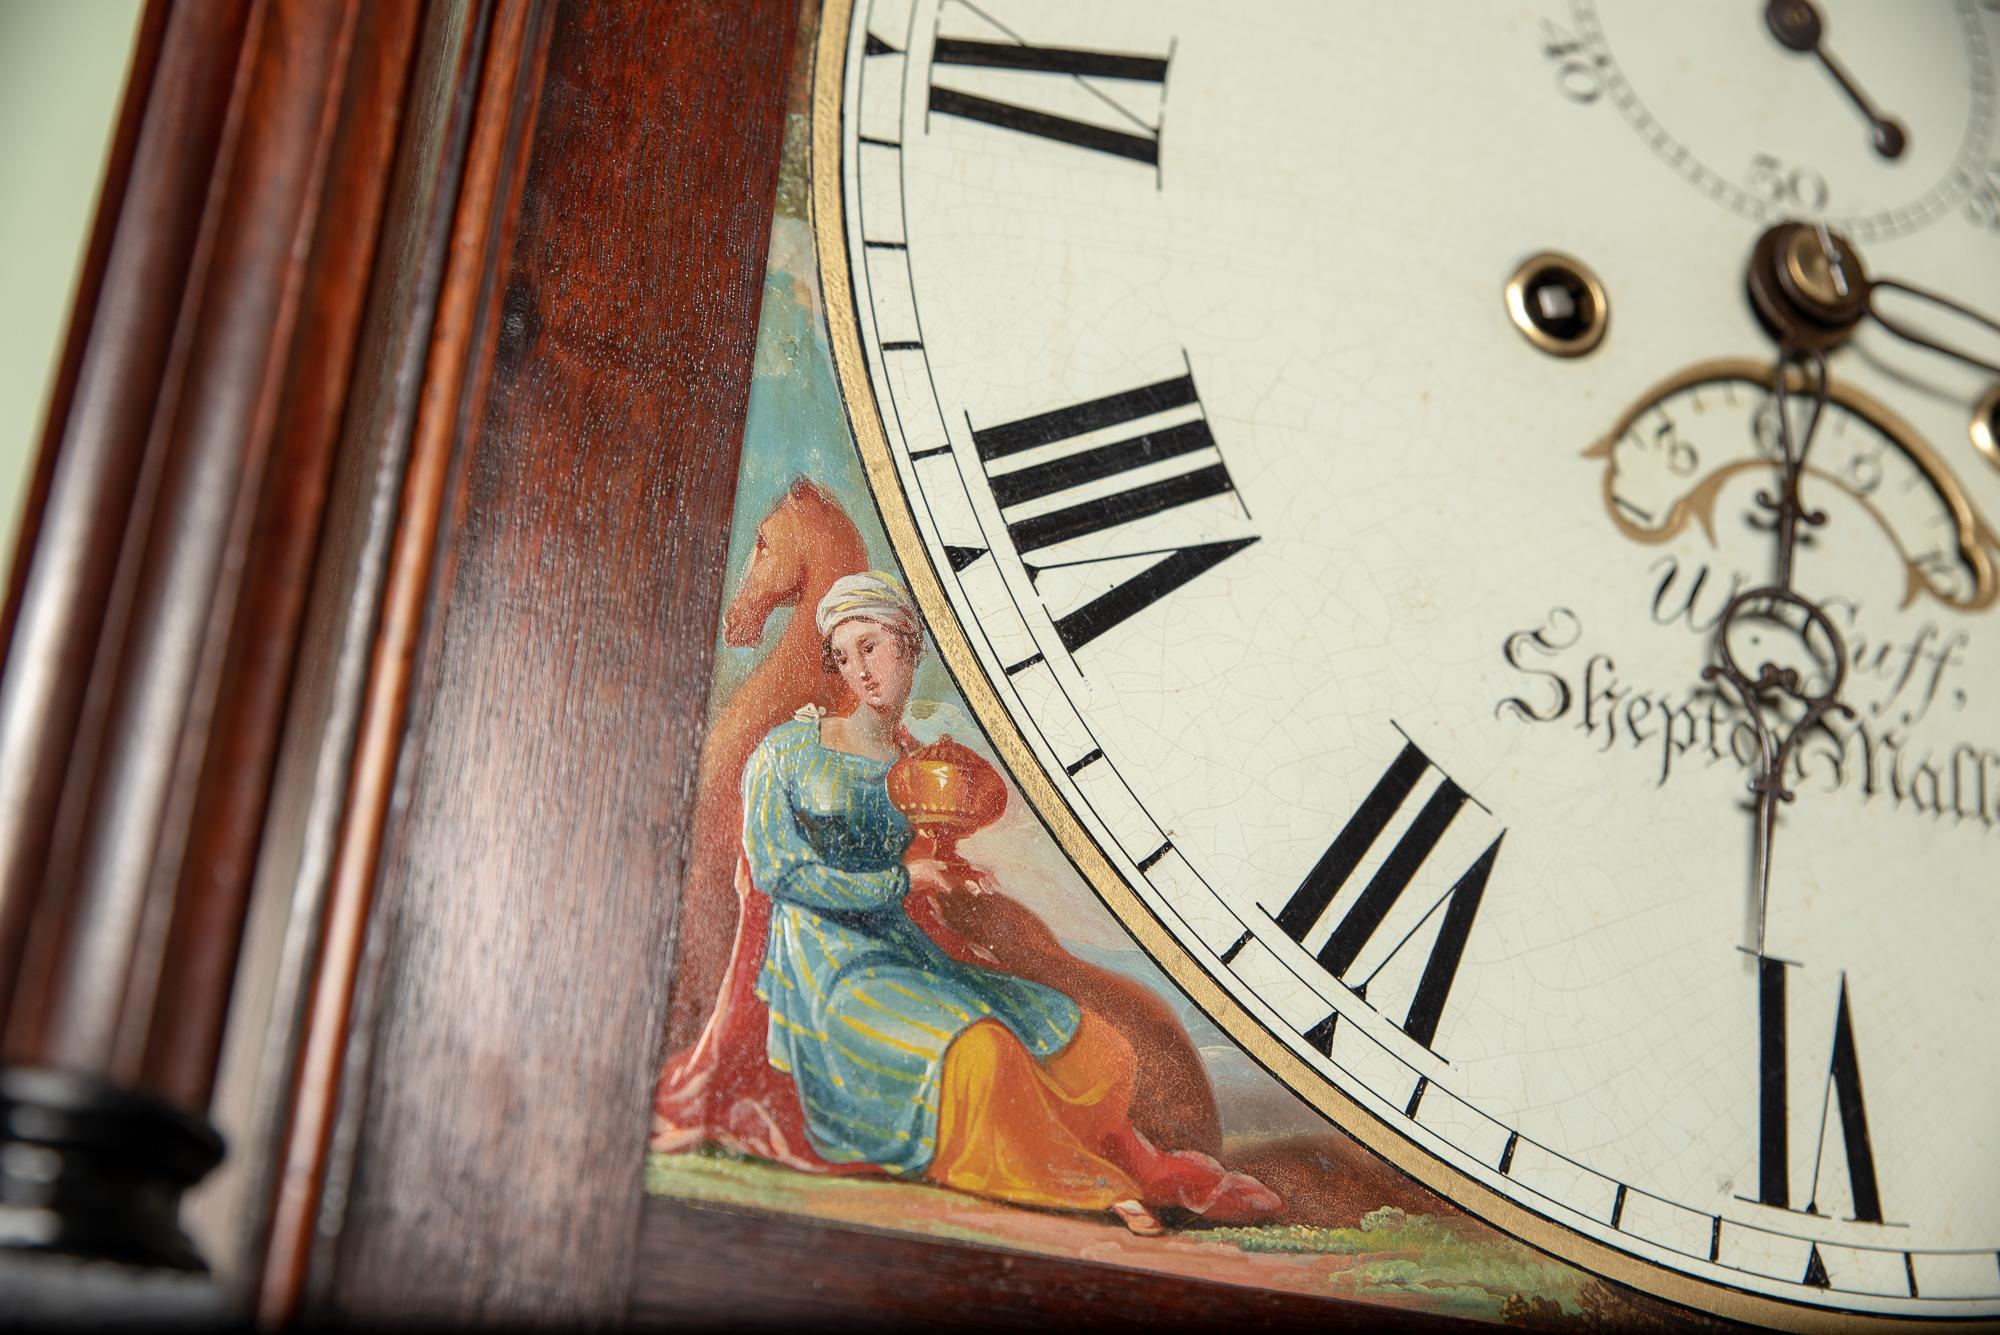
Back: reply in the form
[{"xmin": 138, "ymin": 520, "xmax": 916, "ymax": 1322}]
[{"xmin": 0, "ymin": 0, "xmax": 145, "ymax": 576}]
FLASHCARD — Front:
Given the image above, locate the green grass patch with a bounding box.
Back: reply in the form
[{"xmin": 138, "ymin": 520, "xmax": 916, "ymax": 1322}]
[{"xmin": 648, "ymin": 1155, "xmax": 1585, "ymax": 1325}]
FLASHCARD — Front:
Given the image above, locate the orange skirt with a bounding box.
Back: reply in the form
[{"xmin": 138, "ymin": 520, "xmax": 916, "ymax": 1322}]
[{"xmin": 927, "ymin": 1009, "xmax": 1146, "ymax": 1211}]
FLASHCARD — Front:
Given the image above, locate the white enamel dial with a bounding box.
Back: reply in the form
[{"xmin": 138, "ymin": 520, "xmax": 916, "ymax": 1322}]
[{"xmin": 818, "ymin": 0, "xmax": 2000, "ymax": 1323}]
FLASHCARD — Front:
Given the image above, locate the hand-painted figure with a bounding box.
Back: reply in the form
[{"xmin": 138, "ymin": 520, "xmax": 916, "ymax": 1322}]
[{"xmin": 659, "ymin": 571, "xmax": 1280, "ymax": 1234}]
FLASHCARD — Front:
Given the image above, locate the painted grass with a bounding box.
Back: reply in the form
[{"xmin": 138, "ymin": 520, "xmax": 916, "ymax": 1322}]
[
  {"xmin": 1206, "ymin": 1206, "xmax": 1589, "ymax": 1316},
  {"xmin": 646, "ymin": 1151, "xmax": 1594, "ymax": 1325}
]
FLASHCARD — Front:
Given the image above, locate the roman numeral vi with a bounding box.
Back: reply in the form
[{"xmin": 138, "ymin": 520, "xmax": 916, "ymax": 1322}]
[{"xmin": 1756, "ymin": 960, "xmax": 1884, "ymax": 1223}]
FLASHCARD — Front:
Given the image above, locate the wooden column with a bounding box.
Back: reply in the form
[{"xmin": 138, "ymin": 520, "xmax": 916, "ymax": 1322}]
[
  {"xmin": 0, "ymin": 0, "xmax": 423, "ymax": 1273},
  {"xmin": 279, "ymin": 1, "xmax": 800, "ymax": 1323},
  {"xmin": 0, "ymin": 0, "xmax": 800, "ymax": 1318}
]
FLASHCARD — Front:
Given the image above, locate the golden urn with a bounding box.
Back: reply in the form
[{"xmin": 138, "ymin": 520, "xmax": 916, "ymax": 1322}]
[{"xmin": 886, "ymin": 735, "xmax": 1007, "ymax": 863}]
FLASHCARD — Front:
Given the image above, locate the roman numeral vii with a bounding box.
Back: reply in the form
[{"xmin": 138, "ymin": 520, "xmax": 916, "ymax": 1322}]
[
  {"xmin": 972, "ymin": 371, "xmax": 1256, "ymax": 655},
  {"xmin": 929, "ymin": 35, "xmax": 1169, "ymax": 166},
  {"xmin": 1271, "ymin": 740, "xmax": 1501, "ymax": 1055}
]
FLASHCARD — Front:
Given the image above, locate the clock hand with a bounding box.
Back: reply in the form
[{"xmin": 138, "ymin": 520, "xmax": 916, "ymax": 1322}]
[
  {"xmin": 1864, "ymin": 277, "xmax": 2000, "ymax": 379},
  {"xmin": 1727, "ymin": 221, "xmax": 2000, "ymax": 952},
  {"xmin": 1702, "ymin": 341, "xmax": 1854, "ymax": 956},
  {"xmin": 1764, "ymin": 0, "xmax": 1908, "ymax": 160},
  {"xmin": 1750, "ymin": 220, "xmax": 2000, "ymax": 377}
]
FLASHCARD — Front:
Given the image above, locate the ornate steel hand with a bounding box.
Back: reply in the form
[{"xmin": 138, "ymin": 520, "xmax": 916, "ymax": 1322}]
[
  {"xmin": 1702, "ymin": 343, "xmax": 1854, "ymax": 955},
  {"xmin": 1764, "ymin": 0, "xmax": 1908, "ymax": 159},
  {"xmin": 1864, "ymin": 277, "xmax": 2000, "ymax": 379},
  {"xmin": 1750, "ymin": 221, "xmax": 2000, "ymax": 377}
]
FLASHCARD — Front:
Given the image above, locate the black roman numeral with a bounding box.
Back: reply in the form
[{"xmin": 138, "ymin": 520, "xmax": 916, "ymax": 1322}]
[
  {"xmin": 1043, "ymin": 538, "xmax": 1255, "ymax": 654},
  {"xmin": 1270, "ymin": 740, "xmax": 1500, "ymax": 1054},
  {"xmin": 1757, "ymin": 957, "xmax": 1789, "ymax": 1210},
  {"xmin": 929, "ymin": 36, "xmax": 1168, "ymax": 165},
  {"xmin": 971, "ymin": 375, "xmax": 1254, "ymax": 654},
  {"xmin": 1756, "ymin": 962, "xmax": 1884, "ymax": 1223}
]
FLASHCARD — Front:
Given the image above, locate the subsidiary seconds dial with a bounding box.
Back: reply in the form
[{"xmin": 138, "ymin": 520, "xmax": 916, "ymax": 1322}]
[{"xmin": 1565, "ymin": 0, "xmax": 1997, "ymax": 242}]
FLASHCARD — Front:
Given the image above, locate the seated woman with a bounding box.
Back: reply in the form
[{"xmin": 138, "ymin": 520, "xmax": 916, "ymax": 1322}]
[{"xmin": 743, "ymin": 572, "xmax": 1280, "ymax": 1234}]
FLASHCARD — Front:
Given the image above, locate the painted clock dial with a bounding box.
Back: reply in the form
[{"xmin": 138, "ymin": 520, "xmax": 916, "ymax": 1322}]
[{"xmin": 811, "ymin": 0, "xmax": 2000, "ymax": 1325}]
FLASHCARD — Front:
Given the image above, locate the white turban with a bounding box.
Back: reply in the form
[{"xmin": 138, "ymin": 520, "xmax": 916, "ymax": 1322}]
[{"xmin": 815, "ymin": 571, "xmax": 920, "ymax": 644}]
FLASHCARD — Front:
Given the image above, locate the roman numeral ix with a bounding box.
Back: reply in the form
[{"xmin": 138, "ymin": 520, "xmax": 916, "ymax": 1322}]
[
  {"xmin": 1270, "ymin": 740, "xmax": 1501, "ymax": 1055},
  {"xmin": 971, "ymin": 371, "xmax": 1255, "ymax": 655},
  {"xmin": 1756, "ymin": 959, "xmax": 1884, "ymax": 1224},
  {"xmin": 929, "ymin": 33, "xmax": 1169, "ymax": 165}
]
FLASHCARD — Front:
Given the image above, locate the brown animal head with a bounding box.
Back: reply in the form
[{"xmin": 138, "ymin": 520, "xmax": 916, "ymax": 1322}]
[{"xmin": 722, "ymin": 477, "xmax": 865, "ymax": 647}]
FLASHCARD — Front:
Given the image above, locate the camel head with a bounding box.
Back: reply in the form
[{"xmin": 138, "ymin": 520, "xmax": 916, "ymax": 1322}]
[{"xmin": 722, "ymin": 477, "xmax": 865, "ymax": 647}]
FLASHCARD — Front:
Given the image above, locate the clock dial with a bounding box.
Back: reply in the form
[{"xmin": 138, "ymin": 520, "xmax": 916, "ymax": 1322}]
[
  {"xmin": 1571, "ymin": 0, "xmax": 1997, "ymax": 242},
  {"xmin": 1588, "ymin": 359, "xmax": 2000, "ymax": 611},
  {"xmin": 814, "ymin": 0, "xmax": 2000, "ymax": 1324}
]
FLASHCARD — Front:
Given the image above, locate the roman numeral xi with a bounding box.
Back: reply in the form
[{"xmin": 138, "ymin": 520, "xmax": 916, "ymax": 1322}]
[
  {"xmin": 1269, "ymin": 740, "xmax": 1502, "ymax": 1056},
  {"xmin": 929, "ymin": 35, "xmax": 1169, "ymax": 165},
  {"xmin": 971, "ymin": 372, "xmax": 1256, "ymax": 656}
]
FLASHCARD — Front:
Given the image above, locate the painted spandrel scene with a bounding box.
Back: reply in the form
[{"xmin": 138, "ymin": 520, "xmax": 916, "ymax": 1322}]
[{"xmin": 640, "ymin": 77, "xmax": 1706, "ymax": 1334}]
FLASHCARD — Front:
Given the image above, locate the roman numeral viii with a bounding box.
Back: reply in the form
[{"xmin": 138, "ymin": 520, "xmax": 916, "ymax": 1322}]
[
  {"xmin": 1270, "ymin": 740, "xmax": 1501, "ymax": 1054},
  {"xmin": 972, "ymin": 372, "xmax": 1255, "ymax": 655},
  {"xmin": 929, "ymin": 35, "xmax": 1169, "ymax": 165},
  {"xmin": 1756, "ymin": 960, "xmax": 1884, "ymax": 1223}
]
